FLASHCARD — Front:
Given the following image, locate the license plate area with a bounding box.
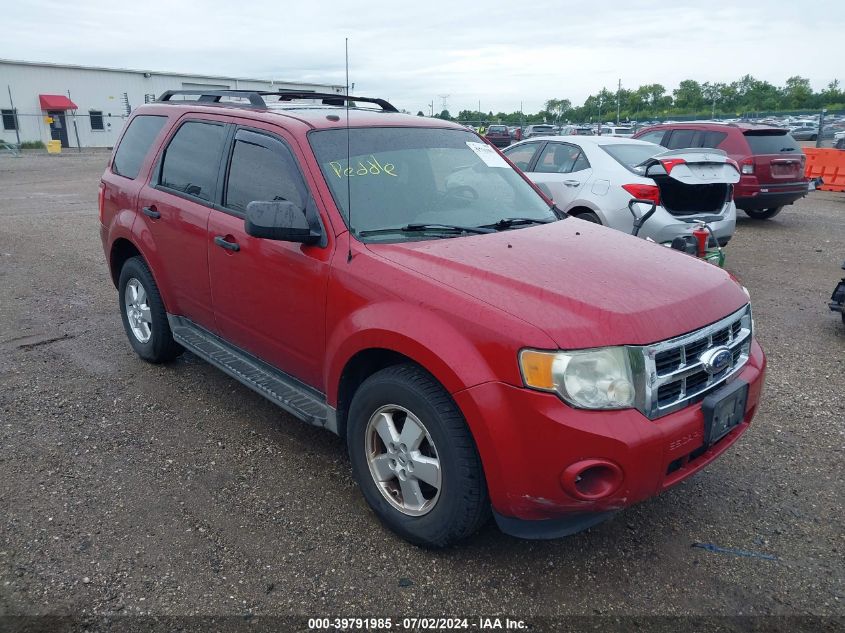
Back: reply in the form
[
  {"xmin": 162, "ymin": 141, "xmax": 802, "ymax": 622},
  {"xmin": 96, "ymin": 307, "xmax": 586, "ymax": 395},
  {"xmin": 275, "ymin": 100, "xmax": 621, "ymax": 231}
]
[
  {"xmin": 702, "ymin": 380, "xmax": 749, "ymax": 445},
  {"xmin": 771, "ymin": 162, "xmax": 798, "ymax": 177}
]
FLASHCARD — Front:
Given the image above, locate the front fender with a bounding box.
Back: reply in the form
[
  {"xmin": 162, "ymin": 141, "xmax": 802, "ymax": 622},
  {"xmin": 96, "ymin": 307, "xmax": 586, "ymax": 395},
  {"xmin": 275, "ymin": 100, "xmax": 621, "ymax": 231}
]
[{"xmin": 324, "ymin": 300, "xmax": 504, "ymax": 406}]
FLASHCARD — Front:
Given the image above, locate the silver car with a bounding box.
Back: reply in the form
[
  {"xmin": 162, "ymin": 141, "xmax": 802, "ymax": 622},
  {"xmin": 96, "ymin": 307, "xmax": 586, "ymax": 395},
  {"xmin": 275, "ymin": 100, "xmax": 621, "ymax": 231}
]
[{"xmin": 503, "ymin": 136, "xmax": 740, "ymax": 245}]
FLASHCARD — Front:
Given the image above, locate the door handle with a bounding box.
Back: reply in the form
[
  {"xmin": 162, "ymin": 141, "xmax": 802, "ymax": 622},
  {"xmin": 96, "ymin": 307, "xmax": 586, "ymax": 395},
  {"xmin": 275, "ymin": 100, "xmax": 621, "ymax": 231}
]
[
  {"xmin": 141, "ymin": 206, "xmax": 160, "ymax": 219},
  {"xmin": 214, "ymin": 235, "xmax": 240, "ymax": 252},
  {"xmin": 563, "ymin": 180, "xmax": 580, "ymax": 187}
]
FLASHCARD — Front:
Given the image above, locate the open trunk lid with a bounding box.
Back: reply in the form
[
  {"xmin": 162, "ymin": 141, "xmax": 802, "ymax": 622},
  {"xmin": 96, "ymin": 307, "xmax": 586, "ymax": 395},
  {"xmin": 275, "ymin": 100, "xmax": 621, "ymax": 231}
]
[{"xmin": 636, "ymin": 149, "xmax": 740, "ymax": 216}]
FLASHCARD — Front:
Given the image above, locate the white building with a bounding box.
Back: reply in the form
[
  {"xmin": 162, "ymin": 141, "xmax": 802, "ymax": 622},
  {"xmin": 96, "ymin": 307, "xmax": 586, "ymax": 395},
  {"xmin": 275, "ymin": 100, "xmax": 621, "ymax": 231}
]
[{"xmin": 0, "ymin": 59, "xmax": 344, "ymax": 149}]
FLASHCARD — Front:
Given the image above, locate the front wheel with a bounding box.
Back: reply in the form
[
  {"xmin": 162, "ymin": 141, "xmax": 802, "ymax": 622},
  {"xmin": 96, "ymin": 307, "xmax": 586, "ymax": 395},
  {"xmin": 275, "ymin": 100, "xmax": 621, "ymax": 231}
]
[
  {"xmin": 744, "ymin": 206, "xmax": 783, "ymax": 220},
  {"xmin": 575, "ymin": 210, "xmax": 602, "ymax": 224},
  {"xmin": 347, "ymin": 364, "xmax": 489, "ymax": 547}
]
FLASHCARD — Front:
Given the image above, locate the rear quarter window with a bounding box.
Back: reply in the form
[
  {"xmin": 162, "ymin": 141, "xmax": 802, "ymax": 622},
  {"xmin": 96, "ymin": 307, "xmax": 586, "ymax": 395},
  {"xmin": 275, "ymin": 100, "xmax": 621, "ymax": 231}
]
[
  {"xmin": 112, "ymin": 115, "xmax": 167, "ymax": 179},
  {"xmin": 700, "ymin": 131, "xmax": 728, "ymax": 149},
  {"xmin": 744, "ymin": 132, "xmax": 799, "ymax": 154}
]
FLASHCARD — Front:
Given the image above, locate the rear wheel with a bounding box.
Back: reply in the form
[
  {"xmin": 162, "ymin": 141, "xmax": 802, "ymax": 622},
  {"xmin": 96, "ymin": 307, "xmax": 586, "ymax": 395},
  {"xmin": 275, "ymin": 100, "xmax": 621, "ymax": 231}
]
[
  {"xmin": 118, "ymin": 257, "xmax": 182, "ymax": 363},
  {"xmin": 347, "ymin": 364, "xmax": 489, "ymax": 547},
  {"xmin": 744, "ymin": 206, "xmax": 783, "ymax": 220}
]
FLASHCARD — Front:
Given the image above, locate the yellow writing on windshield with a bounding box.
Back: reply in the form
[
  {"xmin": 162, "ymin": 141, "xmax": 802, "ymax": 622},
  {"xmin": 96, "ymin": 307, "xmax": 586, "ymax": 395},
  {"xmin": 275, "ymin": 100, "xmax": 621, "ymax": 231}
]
[{"xmin": 329, "ymin": 155, "xmax": 397, "ymax": 178}]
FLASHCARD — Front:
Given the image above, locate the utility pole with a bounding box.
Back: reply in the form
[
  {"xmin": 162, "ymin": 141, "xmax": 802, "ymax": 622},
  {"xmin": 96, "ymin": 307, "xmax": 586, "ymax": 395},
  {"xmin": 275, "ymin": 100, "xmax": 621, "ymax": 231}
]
[
  {"xmin": 428, "ymin": 100, "xmax": 434, "ymax": 117},
  {"xmin": 616, "ymin": 78, "xmax": 621, "ymax": 124},
  {"xmin": 437, "ymin": 94, "xmax": 450, "ymax": 118},
  {"xmin": 816, "ymin": 108, "xmax": 827, "ymax": 149},
  {"xmin": 712, "ymin": 94, "xmax": 717, "ymax": 119},
  {"xmin": 597, "ymin": 97, "xmax": 603, "ymax": 134}
]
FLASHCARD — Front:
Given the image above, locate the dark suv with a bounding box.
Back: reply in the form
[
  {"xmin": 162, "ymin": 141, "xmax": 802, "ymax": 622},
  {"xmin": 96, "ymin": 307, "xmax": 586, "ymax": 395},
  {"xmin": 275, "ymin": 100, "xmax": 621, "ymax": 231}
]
[{"xmin": 634, "ymin": 122, "xmax": 808, "ymax": 220}]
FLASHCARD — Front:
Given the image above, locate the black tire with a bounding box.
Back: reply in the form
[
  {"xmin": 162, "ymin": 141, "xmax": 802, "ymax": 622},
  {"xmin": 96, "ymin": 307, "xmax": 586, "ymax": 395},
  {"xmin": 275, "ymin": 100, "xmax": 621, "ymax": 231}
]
[
  {"xmin": 118, "ymin": 256, "xmax": 182, "ymax": 363},
  {"xmin": 347, "ymin": 364, "xmax": 489, "ymax": 547},
  {"xmin": 574, "ymin": 210, "xmax": 602, "ymax": 224},
  {"xmin": 744, "ymin": 206, "xmax": 783, "ymax": 220}
]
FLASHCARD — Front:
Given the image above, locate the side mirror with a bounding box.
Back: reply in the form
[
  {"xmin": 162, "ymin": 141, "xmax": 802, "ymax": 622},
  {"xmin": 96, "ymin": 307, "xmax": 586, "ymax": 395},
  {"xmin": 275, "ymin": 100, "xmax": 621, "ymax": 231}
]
[{"xmin": 244, "ymin": 200, "xmax": 320, "ymax": 244}]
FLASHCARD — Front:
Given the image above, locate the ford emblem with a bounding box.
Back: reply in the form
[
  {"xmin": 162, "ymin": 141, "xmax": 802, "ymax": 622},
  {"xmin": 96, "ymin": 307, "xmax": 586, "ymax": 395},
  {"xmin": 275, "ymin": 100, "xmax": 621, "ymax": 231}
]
[{"xmin": 700, "ymin": 346, "xmax": 733, "ymax": 375}]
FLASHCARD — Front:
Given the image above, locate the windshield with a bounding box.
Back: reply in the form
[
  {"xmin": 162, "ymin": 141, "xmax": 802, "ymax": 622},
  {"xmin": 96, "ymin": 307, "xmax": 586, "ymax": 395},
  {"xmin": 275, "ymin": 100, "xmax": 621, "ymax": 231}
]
[
  {"xmin": 601, "ymin": 143, "xmax": 662, "ymax": 170},
  {"xmin": 308, "ymin": 127, "xmax": 556, "ymax": 241}
]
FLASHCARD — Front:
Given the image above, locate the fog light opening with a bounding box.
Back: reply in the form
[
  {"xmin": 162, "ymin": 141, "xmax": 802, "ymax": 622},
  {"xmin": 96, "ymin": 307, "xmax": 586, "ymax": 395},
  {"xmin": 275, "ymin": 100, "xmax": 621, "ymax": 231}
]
[{"xmin": 561, "ymin": 460, "xmax": 623, "ymax": 500}]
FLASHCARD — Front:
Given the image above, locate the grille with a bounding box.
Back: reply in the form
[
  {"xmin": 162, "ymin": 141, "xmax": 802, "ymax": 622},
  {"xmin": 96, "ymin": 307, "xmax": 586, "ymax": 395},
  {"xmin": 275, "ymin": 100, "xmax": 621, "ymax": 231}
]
[{"xmin": 640, "ymin": 304, "xmax": 752, "ymax": 419}]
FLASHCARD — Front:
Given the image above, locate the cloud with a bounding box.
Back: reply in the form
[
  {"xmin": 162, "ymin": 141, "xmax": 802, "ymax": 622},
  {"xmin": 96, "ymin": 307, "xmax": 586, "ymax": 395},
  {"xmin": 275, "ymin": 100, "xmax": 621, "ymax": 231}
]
[{"xmin": 1, "ymin": 0, "xmax": 841, "ymax": 115}]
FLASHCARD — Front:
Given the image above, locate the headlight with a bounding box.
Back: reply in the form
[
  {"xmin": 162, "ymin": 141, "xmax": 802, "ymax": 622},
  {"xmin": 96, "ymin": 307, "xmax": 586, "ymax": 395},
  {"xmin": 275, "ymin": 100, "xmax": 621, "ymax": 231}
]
[{"xmin": 519, "ymin": 347, "xmax": 636, "ymax": 409}]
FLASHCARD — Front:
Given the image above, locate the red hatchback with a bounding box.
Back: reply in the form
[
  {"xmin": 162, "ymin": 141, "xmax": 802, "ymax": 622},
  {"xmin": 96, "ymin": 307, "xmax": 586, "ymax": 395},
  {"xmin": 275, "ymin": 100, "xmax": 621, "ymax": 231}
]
[
  {"xmin": 99, "ymin": 90, "xmax": 765, "ymax": 546},
  {"xmin": 634, "ymin": 122, "xmax": 808, "ymax": 219}
]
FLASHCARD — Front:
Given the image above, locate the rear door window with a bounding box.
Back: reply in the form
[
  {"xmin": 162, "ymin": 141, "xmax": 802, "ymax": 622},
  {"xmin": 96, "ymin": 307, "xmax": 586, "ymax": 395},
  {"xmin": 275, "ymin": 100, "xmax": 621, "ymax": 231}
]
[
  {"xmin": 535, "ymin": 143, "xmax": 583, "ymax": 173},
  {"xmin": 665, "ymin": 129, "xmax": 700, "ymax": 149},
  {"xmin": 112, "ymin": 115, "xmax": 167, "ymax": 179},
  {"xmin": 744, "ymin": 132, "xmax": 799, "ymax": 154},
  {"xmin": 224, "ymin": 129, "xmax": 306, "ymax": 213},
  {"xmin": 158, "ymin": 120, "xmax": 228, "ymax": 202}
]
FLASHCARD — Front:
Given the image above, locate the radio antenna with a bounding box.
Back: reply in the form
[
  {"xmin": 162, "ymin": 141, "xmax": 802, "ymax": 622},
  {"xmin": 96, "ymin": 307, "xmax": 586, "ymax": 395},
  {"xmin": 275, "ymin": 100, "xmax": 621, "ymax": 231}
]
[{"xmin": 345, "ymin": 37, "xmax": 353, "ymax": 263}]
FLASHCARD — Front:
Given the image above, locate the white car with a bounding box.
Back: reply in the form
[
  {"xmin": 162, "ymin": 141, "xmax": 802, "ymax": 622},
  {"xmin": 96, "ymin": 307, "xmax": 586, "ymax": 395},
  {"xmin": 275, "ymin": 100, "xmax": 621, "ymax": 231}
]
[
  {"xmin": 502, "ymin": 136, "xmax": 740, "ymax": 245},
  {"xmin": 599, "ymin": 126, "xmax": 635, "ymax": 138}
]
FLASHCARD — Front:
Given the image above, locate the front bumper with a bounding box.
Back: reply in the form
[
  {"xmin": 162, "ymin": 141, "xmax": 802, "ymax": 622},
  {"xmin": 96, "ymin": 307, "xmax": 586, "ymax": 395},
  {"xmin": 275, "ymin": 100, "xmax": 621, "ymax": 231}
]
[{"xmin": 453, "ymin": 339, "xmax": 766, "ymax": 538}]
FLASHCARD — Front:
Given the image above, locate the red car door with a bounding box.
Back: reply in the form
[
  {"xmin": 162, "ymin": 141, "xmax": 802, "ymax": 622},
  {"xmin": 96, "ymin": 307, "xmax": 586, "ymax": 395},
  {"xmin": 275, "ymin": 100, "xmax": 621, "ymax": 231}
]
[
  {"xmin": 135, "ymin": 114, "xmax": 231, "ymax": 330},
  {"xmin": 207, "ymin": 125, "xmax": 332, "ymax": 390}
]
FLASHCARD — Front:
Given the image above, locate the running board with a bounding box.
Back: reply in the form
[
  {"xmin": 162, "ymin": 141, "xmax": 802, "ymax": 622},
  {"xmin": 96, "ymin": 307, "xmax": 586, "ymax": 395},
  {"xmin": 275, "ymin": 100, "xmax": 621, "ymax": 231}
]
[{"xmin": 168, "ymin": 315, "xmax": 337, "ymax": 434}]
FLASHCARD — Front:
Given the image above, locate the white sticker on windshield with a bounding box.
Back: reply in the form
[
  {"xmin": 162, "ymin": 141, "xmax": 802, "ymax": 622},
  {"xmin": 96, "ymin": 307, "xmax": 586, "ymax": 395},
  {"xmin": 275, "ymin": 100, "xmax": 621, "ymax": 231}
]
[{"xmin": 466, "ymin": 141, "xmax": 510, "ymax": 168}]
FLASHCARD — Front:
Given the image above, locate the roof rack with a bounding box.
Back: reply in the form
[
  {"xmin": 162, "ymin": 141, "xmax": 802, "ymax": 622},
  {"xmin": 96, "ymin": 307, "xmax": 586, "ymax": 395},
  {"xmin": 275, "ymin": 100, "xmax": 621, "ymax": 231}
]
[{"xmin": 156, "ymin": 89, "xmax": 398, "ymax": 113}]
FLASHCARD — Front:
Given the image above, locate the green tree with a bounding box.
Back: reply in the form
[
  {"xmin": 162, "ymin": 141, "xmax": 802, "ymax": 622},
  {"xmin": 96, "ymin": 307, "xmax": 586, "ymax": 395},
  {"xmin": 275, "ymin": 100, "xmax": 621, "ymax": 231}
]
[
  {"xmin": 544, "ymin": 98, "xmax": 572, "ymax": 123},
  {"xmin": 783, "ymin": 76, "xmax": 812, "ymax": 109},
  {"xmin": 673, "ymin": 80, "xmax": 703, "ymax": 112}
]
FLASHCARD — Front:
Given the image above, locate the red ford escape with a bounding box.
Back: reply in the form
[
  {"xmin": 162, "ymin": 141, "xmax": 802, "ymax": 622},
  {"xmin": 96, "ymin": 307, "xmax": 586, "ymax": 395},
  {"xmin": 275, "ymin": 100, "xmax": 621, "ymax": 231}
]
[
  {"xmin": 634, "ymin": 122, "xmax": 808, "ymax": 220},
  {"xmin": 99, "ymin": 90, "xmax": 766, "ymax": 547}
]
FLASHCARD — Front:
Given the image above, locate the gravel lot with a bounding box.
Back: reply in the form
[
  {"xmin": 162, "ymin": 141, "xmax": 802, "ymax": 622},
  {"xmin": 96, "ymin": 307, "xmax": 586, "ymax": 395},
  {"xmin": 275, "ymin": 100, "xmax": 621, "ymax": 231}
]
[{"xmin": 0, "ymin": 152, "xmax": 843, "ymax": 627}]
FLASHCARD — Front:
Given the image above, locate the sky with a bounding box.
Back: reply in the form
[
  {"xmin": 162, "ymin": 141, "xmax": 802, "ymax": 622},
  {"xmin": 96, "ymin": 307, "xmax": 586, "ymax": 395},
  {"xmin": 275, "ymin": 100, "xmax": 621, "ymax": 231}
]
[{"xmin": 2, "ymin": 0, "xmax": 842, "ymax": 115}]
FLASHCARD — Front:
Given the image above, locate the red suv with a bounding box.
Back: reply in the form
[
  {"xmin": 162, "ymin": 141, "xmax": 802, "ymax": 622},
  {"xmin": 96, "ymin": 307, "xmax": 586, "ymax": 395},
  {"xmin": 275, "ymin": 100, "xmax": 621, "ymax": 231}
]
[
  {"xmin": 634, "ymin": 122, "xmax": 808, "ymax": 220},
  {"xmin": 99, "ymin": 90, "xmax": 766, "ymax": 547}
]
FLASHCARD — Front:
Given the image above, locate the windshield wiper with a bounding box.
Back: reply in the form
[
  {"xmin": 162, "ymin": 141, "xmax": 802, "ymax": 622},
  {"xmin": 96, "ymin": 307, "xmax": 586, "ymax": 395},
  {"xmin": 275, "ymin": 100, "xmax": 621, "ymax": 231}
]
[
  {"xmin": 550, "ymin": 204, "xmax": 568, "ymax": 219},
  {"xmin": 478, "ymin": 217, "xmax": 556, "ymax": 230},
  {"xmin": 357, "ymin": 223, "xmax": 495, "ymax": 237}
]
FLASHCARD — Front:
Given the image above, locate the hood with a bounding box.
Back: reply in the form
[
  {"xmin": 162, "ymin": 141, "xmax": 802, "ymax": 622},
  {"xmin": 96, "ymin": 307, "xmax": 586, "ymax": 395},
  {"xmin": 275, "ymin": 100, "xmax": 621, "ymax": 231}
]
[{"xmin": 368, "ymin": 219, "xmax": 748, "ymax": 348}]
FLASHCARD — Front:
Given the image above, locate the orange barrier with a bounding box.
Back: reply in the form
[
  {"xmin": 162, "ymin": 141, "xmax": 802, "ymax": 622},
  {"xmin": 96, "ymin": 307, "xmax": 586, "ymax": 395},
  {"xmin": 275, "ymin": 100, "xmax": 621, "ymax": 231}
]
[{"xmin": 803, "ymin": 148, "xmax": 845, "ymax": 192}]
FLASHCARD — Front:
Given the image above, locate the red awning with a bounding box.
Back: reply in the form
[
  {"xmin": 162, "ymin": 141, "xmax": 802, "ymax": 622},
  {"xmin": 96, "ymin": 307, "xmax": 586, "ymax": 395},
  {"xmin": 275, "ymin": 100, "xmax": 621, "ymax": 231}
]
[{"xmin": 39, "ymin": 94, "xmax": 78, "ymax": 110}]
